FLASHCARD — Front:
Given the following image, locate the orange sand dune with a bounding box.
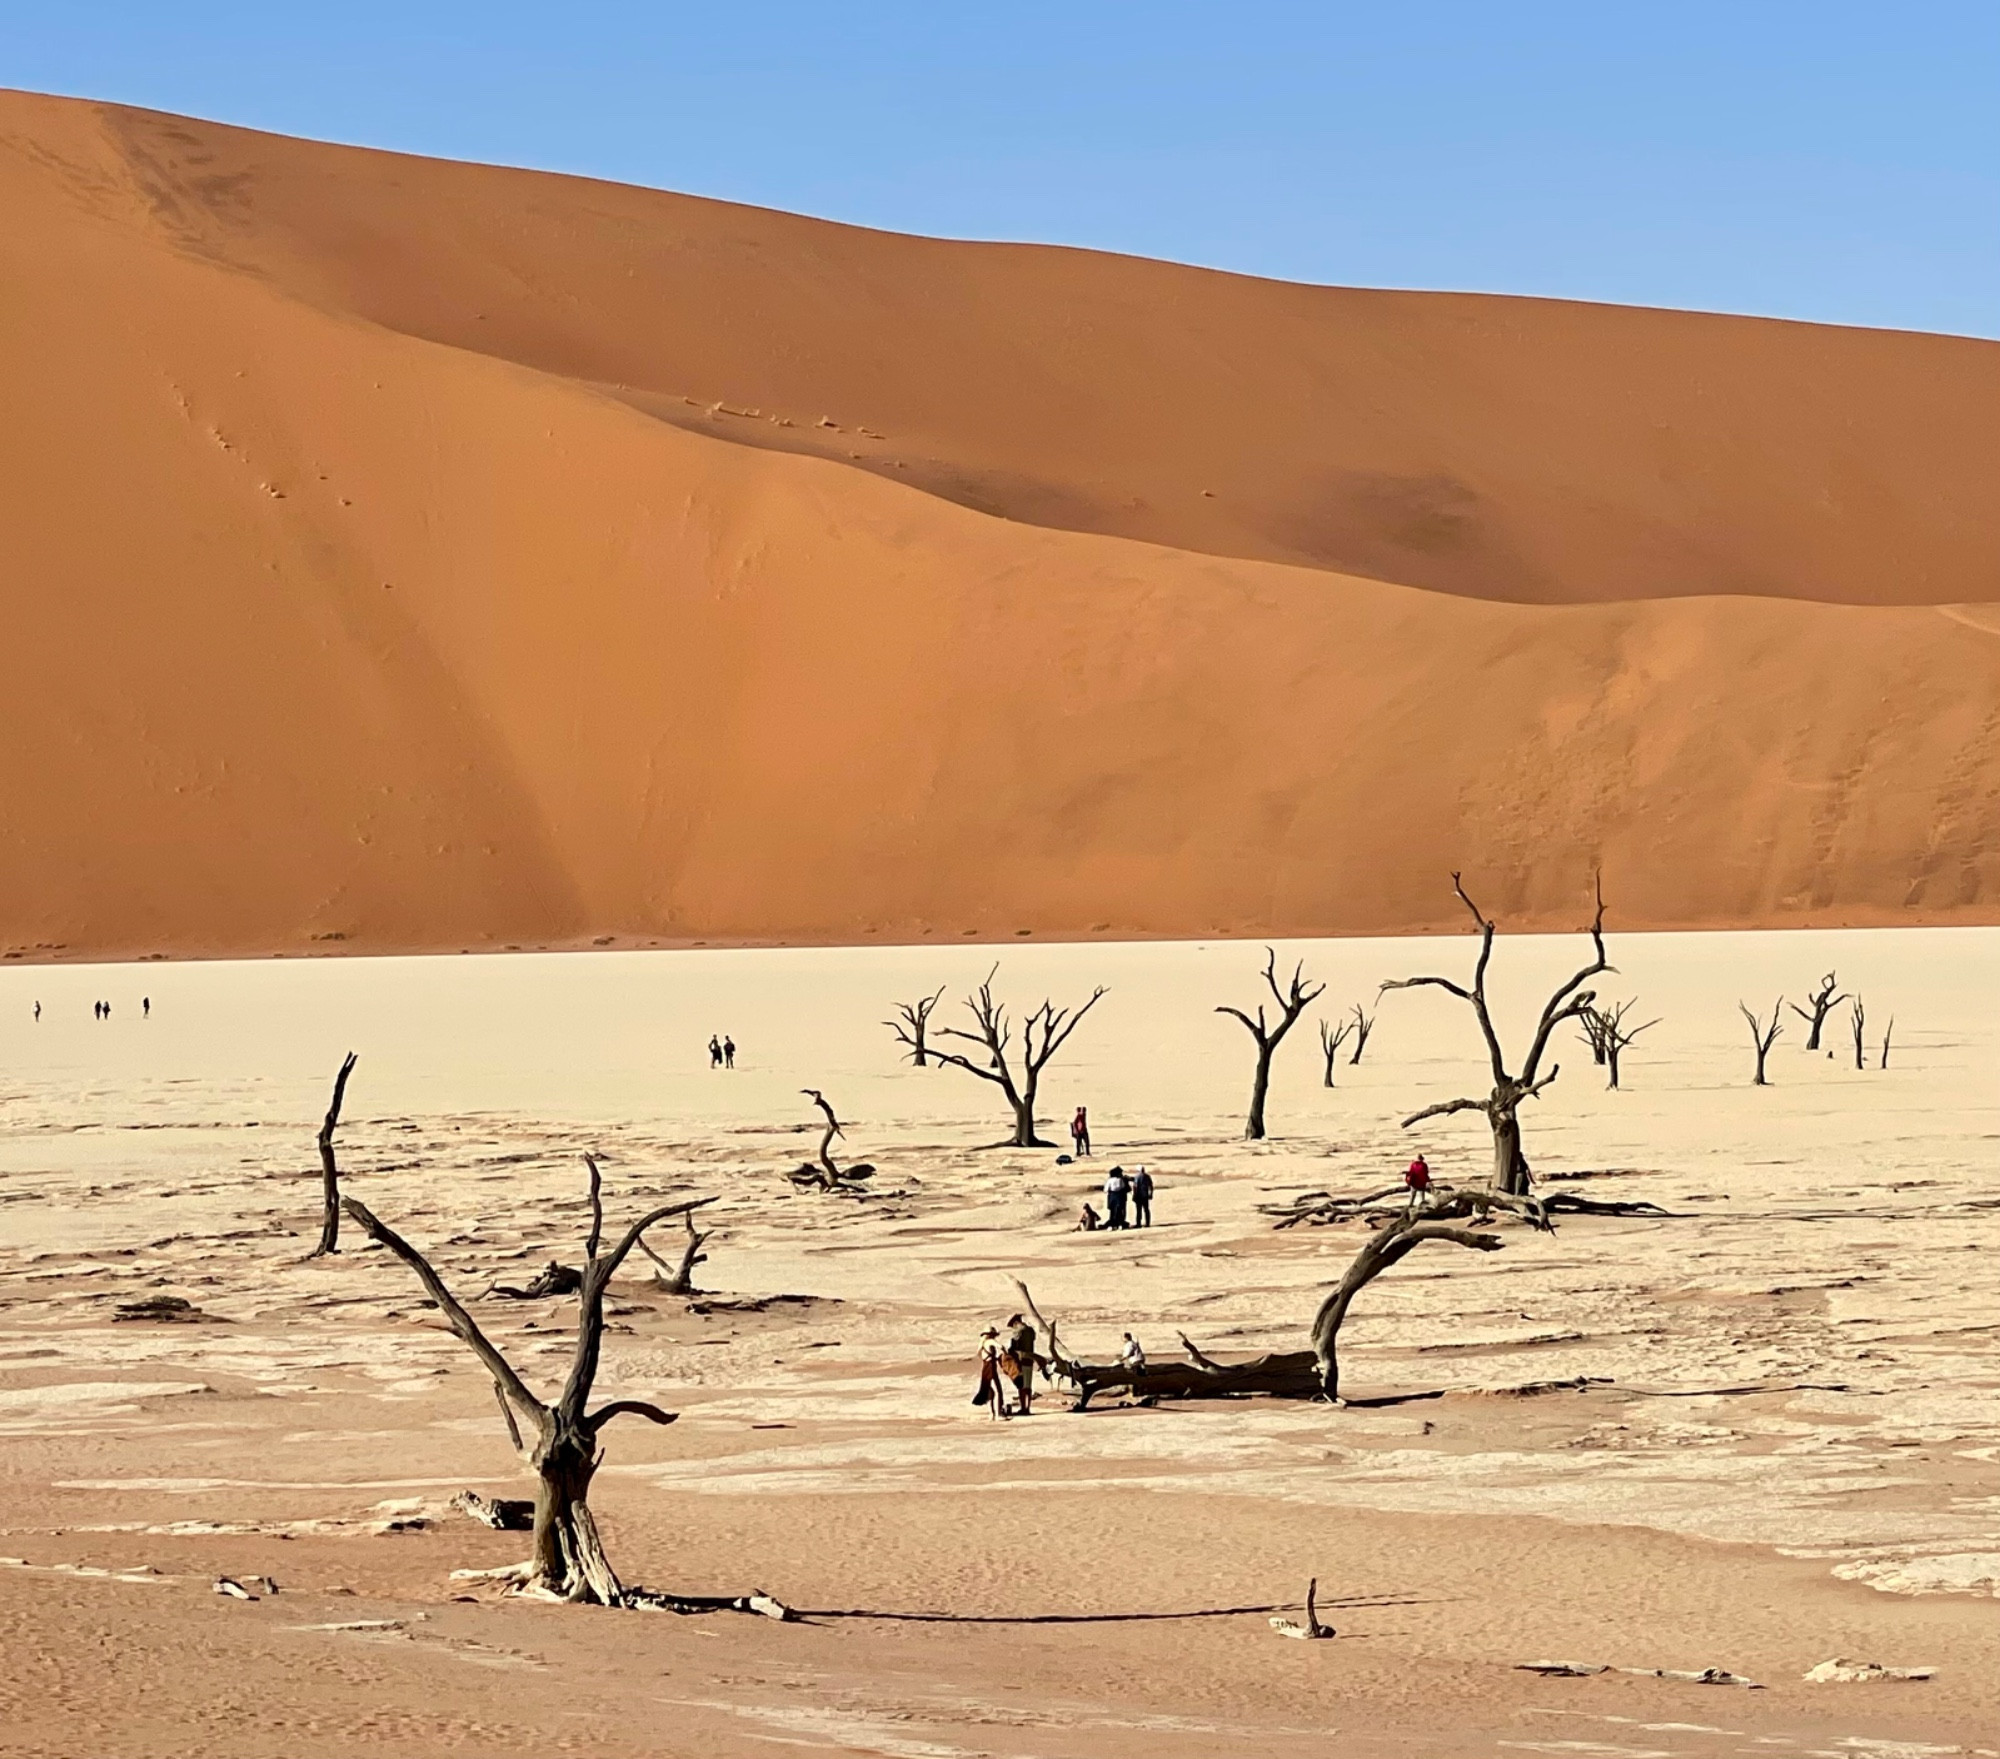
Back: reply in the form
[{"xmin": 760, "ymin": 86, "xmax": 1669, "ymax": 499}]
[{"xmin": 1, "ymin": 89, "xmax": 1997, "ymax": 957}]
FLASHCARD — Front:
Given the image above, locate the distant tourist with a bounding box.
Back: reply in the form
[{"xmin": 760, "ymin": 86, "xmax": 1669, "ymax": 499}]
[
  {"xmin": 142, "ymin": 997, "xmax": 150, "ymax": 1018},
  {"xmin": 1076, "ymin": 1201, "xmax": 1101, "ymax": 1232},
  {"xmin": 973, "ymin": 1326, "xmax": 1008, "ymax": 1419},
  {"xmin": 1103, "ymin": 1165, "xmax": 1129, "ymax": 1229},
  {"xmin": 708, "ymin": 1035, "xmax": 723, "ymax": 1068},
  {"xmin": 32, "ymin": 1001, "xmax": 40, "ymax": 1022},
  {"xmin": 1131, "ymin": 1165, "xmax": 1154, "ymax": 1228},
  {"xmin": 723, "ymin": 1035, "xmax": 736, "ymax": 1069},
  {"xmin": 1004, "ymin": 1312, "xmax": 1038, "ymax": 1415},
  {"xmin": 1071, "ymin": 1106, "xmax": 1091, "ymax": 1157},
  {"xmin": 1119, "ymin": 1332, "xmax": 1146, "ymax": 1379},
  {"xmin": 1405, "ymin": 1152, "xmax": 1432, "ymax": 1209}
]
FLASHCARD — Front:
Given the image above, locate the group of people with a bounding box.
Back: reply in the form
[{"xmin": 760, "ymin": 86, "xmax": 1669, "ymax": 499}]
[
  {"xmin": 78, "ymin": 998, "xmax": 147, "ymax": 1020},
  {"xmin": 1078, "ymin": 1163, "xmax": 1153, "ymax": 1230},
  {"xmin": 706, "ymin": 1034, "xmax": 737, "ymax": 1068},
  {"xmin": 973, "ymin": 1315, "xmax": 1149, "ymax": 1419},
  {"xmin": 974, "ymin": 1311, "xmax": 1041, "ymax": 1417}
]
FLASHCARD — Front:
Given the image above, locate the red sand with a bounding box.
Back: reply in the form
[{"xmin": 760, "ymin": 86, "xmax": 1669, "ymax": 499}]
[{"xmin": 2, "ymin": 90, "xmax": 1998, "ymax": 959}]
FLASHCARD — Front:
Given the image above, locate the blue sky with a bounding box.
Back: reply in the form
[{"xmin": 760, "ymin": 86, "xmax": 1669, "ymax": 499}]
[{"xmin": 6, "ymin": 3, "xmax": 1995, "ymax": 338}]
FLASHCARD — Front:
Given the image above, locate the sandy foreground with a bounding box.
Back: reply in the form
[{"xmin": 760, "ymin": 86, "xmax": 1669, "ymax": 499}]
[{"xmin": 1, "ymin": 928, "xmax": 1996, "ymax": 1757}]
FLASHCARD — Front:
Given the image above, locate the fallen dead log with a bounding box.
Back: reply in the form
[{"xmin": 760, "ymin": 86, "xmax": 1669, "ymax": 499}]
[
  {"xmin": 1021, "ymin": 1186, "xmax": 1554, "ymax": 1406},
  {"xmin": 484, "ymin": 1262, "xmax": 582, "ymax": 1300}
]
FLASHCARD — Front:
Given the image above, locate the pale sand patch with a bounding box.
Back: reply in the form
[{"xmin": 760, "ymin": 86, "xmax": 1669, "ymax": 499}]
[{"xmin": 1, "ymin": 931, "xmax": 1996, "ymax": 1754}]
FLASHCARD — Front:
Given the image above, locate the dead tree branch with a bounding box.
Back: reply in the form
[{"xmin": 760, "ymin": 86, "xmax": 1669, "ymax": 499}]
[
  {"xmin": 1318, "ymin": 1015, "xmax": 1356, "ymax": 1087},
  {"xmin": 638, "ymin": 1211, "xmax": 712, "ymax": 1295},
  {"xmin": 1348, "ymin": 1002, "xmax": 1376, "ymax": 1065},
  {"xmin": 1380, "ymin": 874, "xmax": 1609, "ymax": 1195},
  {"xmin": 309, "ymin": 1052, "xmax": 358, "ymax": 1257},
  {"xmin": 340, "ymin": 1167, "xmax": 740, "ymax": 1610},
  {"xmin": 930, "ymin": 966, "xmax": 1107, "ymax": 1147},
  {"xmin": 1218, "ymin": 949, "xmax": 1324, "ymax": 1138},
  {"xmin": 886, "ymin": 985, "xmax": 948, "ymax": 1067},
  {"xmin": 1849, "ymin": 996, "xmax": 1867, "ymax": 1071},
  {"xmin": 1582, "ymin": 999, "xmax": 1658, "ymax": 1090},
  {"xmin": 1021, "ymin": 1189, "xmax": 1551, "ymax": 1408},
  {"xmin": 1739, "ymin": 998, "xmax": 1783, "ymax": 1086},
  {"xmin": 1789, "ymin": 972, "xmax": 1847, "ymax": 1052},
  {"xmin": 788, "ymin": 1089, "xmax": 878, "ymax": 1191}
]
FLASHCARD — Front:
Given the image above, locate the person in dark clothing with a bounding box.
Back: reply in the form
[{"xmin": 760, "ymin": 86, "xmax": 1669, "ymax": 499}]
[
  {"xmin": 1131, "ymin": 1165, "xmax": 1154, "ymax": 1227},
  {"xmin": 1004, "ymin": 1312, "xmax": 1038, "ymax": 1415},
  {"xmin": 708, "ymin": 1035, "xmax": 723, "ymax": 1068},
  {"xmin": 142, "ymin": 997, "xmax": 150, "ymax": 1018},
  {"xmin": 723, "ymin": 1035, "xmax": 736, "ymax": 1069}
]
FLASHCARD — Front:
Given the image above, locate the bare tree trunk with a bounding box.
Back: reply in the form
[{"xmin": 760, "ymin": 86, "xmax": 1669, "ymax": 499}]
[
  {"xmin": 531, "ymin": 1428, "xmax": 618, "ymax": 1603},
  {"xmin": 638, "ymin": 1212, "xmax": 710, "ymax": 1295},
  {"xmin": 1246, "ymin": 1045, "xmax": 1276, "ymax": 1139},
  {"xmin": 1849, "ymin": 997, "xmax": 1867, "ymax": 1071},
  {"xmin": 1605, "ymin": 1039, "xmax": 1622, "ymax": 1089},
  {"xmin": 928, "ymin": 968, "xmax": 1105, "ymax": 1150},
  {"xmin": 1318, "ymin": 1016, "xmax": 1354, "ymax": 1087},
  {"xmin": 339, "ymin": 1166, "xmax": 732, "ymax": 1609},
  {"xmin": 1880, "ymin": 1018, "xmax": 1894, "ymax": 1069},
  {"xmin": 310, "ymin": 1053, "xmax": 358, "ymax": 1258},
  {"xmin": 1383, "ymin": 876, "xmax": 1607, "ymax": 1202},
  {"xmin": 1009, "ymin": 1090, "xmax": 1042, "ymax": 1149},
  {"xmin": 1348, "ymin": 1004, "xmax": 1375, "ymax": 1066},
  {"xmin": 1492, "ymin": 1108, "xmax": 1530, "ymax": 1196},
  {"xmin": 887, "ymin": 986, "xmax": 947, "ymax": 1067},
  {"xmin": 1740, "ymin": 999, "xmax": 1783, "ymax": 1086},
  {"xmin": 1219, "ymin": 951, "xmax": 1323, "ymax": 1142},
  {"xmin": 1790, "ymin": 973, "xmax": 1846, "ymax": 1052}
]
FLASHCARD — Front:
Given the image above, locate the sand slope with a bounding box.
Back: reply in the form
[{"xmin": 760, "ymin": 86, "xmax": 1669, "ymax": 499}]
[{"xmin": 2, "ymin": 90, "xmax": 1998, "ymax": 956}]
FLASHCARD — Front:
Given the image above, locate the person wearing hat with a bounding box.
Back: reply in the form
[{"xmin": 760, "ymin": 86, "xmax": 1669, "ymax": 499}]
[
  {"xmin": 1003, "ymin": 1312, "xmax": 1039, "ymax": 1415},
  {"xmin": 974, "ymin": 1325, "xmax": 1009, "ymax": 1419}
]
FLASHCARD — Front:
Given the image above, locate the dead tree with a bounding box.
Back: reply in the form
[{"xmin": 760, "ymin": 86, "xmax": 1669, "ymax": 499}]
[
  {"xmin": 1849, "ymin": 997, "xmax": 1867, "ymax": 1071},
  {"xmin": 1317, "ymin": 1015, "xmax": 1356, "ymax": 1087},
  {"xmin": 1348, "ymin": 1002, "xmax": 1376, "ymax": 1065},
  {"xmin": 788, "ymin": 1089, "xmax": 877, "ymax": 1191},
  {"xmin": 340, "ymin": 1159, "xmax": 745, "ymax": 1609},
  {"xmin": 309, "ymin": 1053, "xmax": 358, "ymax": 1257},
  {"xmin": 1881, "ymin": 1017, "xmax": 1895, "ymax": 1069},
  {"xmin": 638, "ymin": 1211, "xmax": 711, "ymax": 1295},
  {"xmin": 1380, "ymin": 876, "xmax": 1609, "ymax": 1196},
  {"xmin": 1789, "ymin": 972, "xmax": 1847, "ymax": 1052},
  {"xmin": 1577, "ymin": 1006, "xmax": 1610, "ymax": 1067},
  {"xmin": 1017, "ymin": 1187, "xmax": 1550, "ymax": 1406},
  {"xmin": 1586, "ymin": 999, "xmax": 1658, "ymax": 1090},
  {"xmin": 886, "ymin": 986, "xmax": 947, "ymax": 1067},
  {"xmin": 928, "ymin": 966, "xmax": 1106, "ymax": 1148},
  {"xmin": 1740, "ymin": 998, "xmax": 1783, "ymax": 1085},
  {"xmin": 1218, "ymin": 950, "xmax": 1325, "ymax": 1139}
]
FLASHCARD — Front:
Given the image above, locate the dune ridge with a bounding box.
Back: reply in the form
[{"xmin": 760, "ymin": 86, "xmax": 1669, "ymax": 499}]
[{"xmin": 2, "ymin": 89, "xmax": 1998, "ymax": 958}]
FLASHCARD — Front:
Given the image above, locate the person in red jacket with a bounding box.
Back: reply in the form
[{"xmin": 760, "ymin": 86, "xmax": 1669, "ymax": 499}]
[{"xmin": 1405, "ymin": 1153, "xmax": 1432, "ymax": 1210}]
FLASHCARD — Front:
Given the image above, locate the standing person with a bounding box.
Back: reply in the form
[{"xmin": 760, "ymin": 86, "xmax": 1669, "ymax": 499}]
[
  {"xmin": 1131, "ymin": 1165, "xmax": 1154, "ymax": 1227},
  {"xmin": 1070, "ymin": 1106, "xmax": 1091, "ymax": 1157},
  {"xmin": 974, "ymin": 1326, "xmax": 1008, "ymax": 1420},
  {"xmin": 723, "ymin": 1035, "xmax": 736, "ymax": 1069},
  {"xmin": 1005, "ymin": 1312, "xmax": 1038, "ymax": 1415},
  {"xmin": 32, "ymin": 1001, "xmax": 40, "ymax": 1022},
  {"xmin": 1103, "ymin": 1165, "xmax": 1129, "ymax": 1229},
  {"xmin": 1405, "ymin": 1152, "xmax": 1432, "ymax": 1210},
  {"xmin": 142, "ymin": 997, "xmax": 150, "ymax": 1018},
  {"xmin": 1119, "ymin": 1332, "xmax": 1147, "ymax": 1380},
  {"xmin": 708, "ymin": 1035, "xmax": 723, "ymax": 1068}
]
